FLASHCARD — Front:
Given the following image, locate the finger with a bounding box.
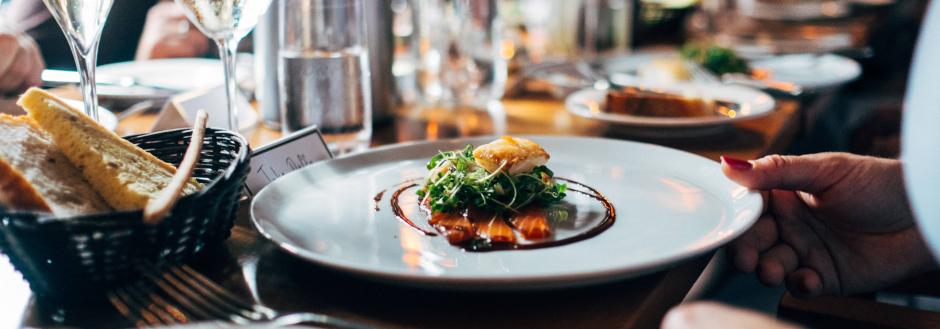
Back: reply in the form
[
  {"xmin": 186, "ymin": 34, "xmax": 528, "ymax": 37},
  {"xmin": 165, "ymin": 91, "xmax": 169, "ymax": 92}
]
[
  {"xmin": 721, "ymin": 153, "xmax": 849, "ymax": 194},
  {"xmin": 663, "ymin": 302, "xmax": 800, "ymax": 329},
  {"xmin": 184, "ymin": 28, "xmax": 210, "ymax": 55},
  {"xmin": 0, "ymin": 34, "xmax": 19, "ymax": 80},
  {"xmin": 787, "ymin": 267, "xmax": 825, "ymax": 298},
  {"xmin": 12, "ymin": 50, "xmax": 36, "ymax": 93},
  {"xmin": 25, "ymin": 37, "xmax": 45, "ymax": 87},
  {"xmin": 771, "ymin": 190, "xmax": 842, "ymax": 295},
  {"xmin": 757, "ymin": 244, "xmax": 800, "ymax": 286},
  {"xmin": 17, "ymin": 50, "xmax": 42, "ymax": 92},
  {"xmin": 0, "ymin": 46, "xmax": 27, "ymax": 92},
  {"xmin": 728, "ymin": 215, "xmax": 778, "ymax": 273}
]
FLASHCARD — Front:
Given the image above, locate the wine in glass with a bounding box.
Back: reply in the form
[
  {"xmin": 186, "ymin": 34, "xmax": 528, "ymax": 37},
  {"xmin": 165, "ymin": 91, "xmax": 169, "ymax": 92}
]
[
  {"xmin": 175, "ymin": 0, "xmax": 273, "ymax": 131},
  {"xmin": 42, "ymin": 0, "xmax": 114, "ymax": 122}
]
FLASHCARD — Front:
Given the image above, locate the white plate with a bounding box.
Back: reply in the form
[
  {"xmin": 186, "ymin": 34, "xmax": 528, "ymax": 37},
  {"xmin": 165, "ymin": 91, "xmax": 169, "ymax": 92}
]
[
  {"xmin": 97, "ymin": 55, "xmax": 254, "ymax": 100},
  {"xmin": 566, "ymin": 82, "xmax": 775, "ymax": 128},
  {"xmin": 749, "ymin": 54, "xmax": 861, "ymax": 90},
  {"xmin": 251, "ymin": 136, "xmax": 762, "ymax": 290},
  {"xmin": 605, "ymin": 51, "xmax": 861, "ymax": 91},
  {"xmin": 0, "ymin": 98, "xmax": 117, "ymax": 132}
]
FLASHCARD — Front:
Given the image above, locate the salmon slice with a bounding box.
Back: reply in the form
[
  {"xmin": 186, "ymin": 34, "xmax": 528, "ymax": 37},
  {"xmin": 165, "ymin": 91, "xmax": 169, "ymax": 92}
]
[
  {"xmin": 429, "ymin": 210, "xmax": 475, "ymax": 244},
  {"xmin": 468, "ymin": 208, "xmax": 517, "ymax": 244},
  {"xmin": 512, "ymin": 207, "xmax": 553, "ymax": 240}
]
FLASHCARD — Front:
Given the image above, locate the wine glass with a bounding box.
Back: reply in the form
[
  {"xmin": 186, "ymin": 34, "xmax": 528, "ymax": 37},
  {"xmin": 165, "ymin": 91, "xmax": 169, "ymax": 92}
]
[
  {"xmin": 42, "ymin": 0, "xmax": 114, "ymax": 122},
  {"xmin": 175, "ymin": 0, "xmax": 273, "ymax": 131}
]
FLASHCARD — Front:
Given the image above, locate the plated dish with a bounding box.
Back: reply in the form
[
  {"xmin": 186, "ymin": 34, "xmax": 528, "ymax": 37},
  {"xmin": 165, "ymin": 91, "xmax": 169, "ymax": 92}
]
[
  {"xmin": 391, "ymin": 136, "xmax": 614, "ymax": 252},
  {"xmin": 566, "ymin": 81, "xmax": 775, "ymax": 128},
  {"xmin": 251, "ymin": 136, "xmax": 763, "ymax": 290}
]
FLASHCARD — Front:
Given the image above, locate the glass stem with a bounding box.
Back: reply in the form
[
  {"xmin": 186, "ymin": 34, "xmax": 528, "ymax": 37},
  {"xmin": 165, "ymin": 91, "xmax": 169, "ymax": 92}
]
[
  {"xmin": 215, "ymin": 37, "xmax": 241, "ymax": 131},
  {"xmin": 73, "ymin": 44, "xmax": 100, "ymax": 122}
]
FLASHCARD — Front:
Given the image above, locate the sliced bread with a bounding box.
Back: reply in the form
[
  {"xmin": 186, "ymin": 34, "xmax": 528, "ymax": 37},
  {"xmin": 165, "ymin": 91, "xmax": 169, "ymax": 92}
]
[
  {"xmin": 0, "ymin": 114, "xmax": 111, "ymax": 216},
  {"xmin": 18, "ymin": 88, "xmax": 202, "ymax": 211}
]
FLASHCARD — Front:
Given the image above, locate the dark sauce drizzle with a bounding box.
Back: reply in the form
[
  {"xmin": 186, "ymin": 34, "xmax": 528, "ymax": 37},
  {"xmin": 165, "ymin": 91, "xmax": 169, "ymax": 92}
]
[
  {"xmin": 378, "ymin": 177, "xmax": 616, "ymax": 251},
  {"xmin": 388, "ymin": 182, "xmax": 437, "ymax": 236},
  {"xmin": 372, "ymin": 189, "xmax": 386, "ymax": 212}
]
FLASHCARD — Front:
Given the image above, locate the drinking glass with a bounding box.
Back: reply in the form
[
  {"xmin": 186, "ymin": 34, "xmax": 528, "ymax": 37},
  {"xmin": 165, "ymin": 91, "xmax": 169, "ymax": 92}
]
[
  {"xmin": 175, "ymin": 0, "xmax": 273, "ymax": 131},
  {"xmin": 412, "ymin": 0, "xmax": 507, "ymax": 110},
  {"xmin": 42, "ymin": 0, "xmax": 114, "ymax": 122},
  {"xmin": 279, "ymin": 0, "xmax": 372, "ymax": 155}
]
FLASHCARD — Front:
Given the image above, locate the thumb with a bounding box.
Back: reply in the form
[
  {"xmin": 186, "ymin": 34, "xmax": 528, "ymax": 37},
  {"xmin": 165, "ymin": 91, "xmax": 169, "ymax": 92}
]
[{"xmin": 720, "ymin": 153, "xmax": 848, "ymax": 193}]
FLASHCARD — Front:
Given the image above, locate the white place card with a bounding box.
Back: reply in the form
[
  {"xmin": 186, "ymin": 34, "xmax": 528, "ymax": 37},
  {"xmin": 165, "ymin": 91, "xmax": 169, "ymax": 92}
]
[
  {"xmin": 244, "ymin": 124, "xmax": 333, "ymax": 196},
  {"xmin": 151, "ymin": 85, "xmax": 259, "ymax": 132}
]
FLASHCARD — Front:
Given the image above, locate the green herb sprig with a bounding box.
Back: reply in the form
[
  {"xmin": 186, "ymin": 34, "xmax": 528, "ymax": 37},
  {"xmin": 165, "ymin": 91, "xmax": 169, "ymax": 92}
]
[
  {"xmin": 680, "ymin": 43, "xmax": 750, "ymax": 76},
  {"xmin": 416, "ymin": 145, "xmax": 567, "ymax": 214}
]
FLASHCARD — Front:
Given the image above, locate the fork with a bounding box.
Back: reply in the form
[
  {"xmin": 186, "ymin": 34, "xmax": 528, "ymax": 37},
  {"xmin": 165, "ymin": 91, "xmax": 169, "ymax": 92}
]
[
  {"xmin": 108, "ymin": 264, "xmax": 371, "ymax": 328},
  {"xmin": 684, "ymin": 59, "xmax": 803, "ymax": 98},
  {"xmin": 684, "ymin": 60, "xmax": 722, "ymax": 83}
]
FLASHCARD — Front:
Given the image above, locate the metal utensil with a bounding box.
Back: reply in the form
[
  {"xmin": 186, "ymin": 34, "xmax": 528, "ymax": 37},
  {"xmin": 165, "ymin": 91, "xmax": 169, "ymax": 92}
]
[
  {"xmin": 684, "ymin": 60, "xmax": 722, "ymax": 83},
  {"xmin": 41, "ymin": 69, "xmax": 181, "ymax": 96},
  {"xmin": 722, "ymin": 73, "xmax": 803, "ymax": 98},
  {"xmin": 684, "ymin": 60, "xmax": 803, "ymax": 98},
  {"xmin": 108, "ymin": 263, "xmax": 370, "ymax": 328}
]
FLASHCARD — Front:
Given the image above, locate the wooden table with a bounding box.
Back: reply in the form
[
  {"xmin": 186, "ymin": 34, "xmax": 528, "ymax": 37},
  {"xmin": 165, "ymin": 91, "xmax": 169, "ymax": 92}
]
[{"xmin": 5, "ymin": 94, "xmax": 800, "ymax": 328}]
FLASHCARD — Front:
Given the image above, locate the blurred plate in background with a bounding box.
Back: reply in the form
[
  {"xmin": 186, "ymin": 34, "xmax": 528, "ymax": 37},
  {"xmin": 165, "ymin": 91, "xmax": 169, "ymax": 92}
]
[
  {"xmin": 95, "ymin": 55, "xmax": 254, "ymax": 103},
  {"xmin": 566, "ymin": 81, "xmax": 774, "ymax": 131},
  {"xmin": 603, "ymin": 50, "xmax": 860, "ymax": 92},
  {"xmin": 749, "ymin": 53, "xmax": 861, "ymax": 90}
]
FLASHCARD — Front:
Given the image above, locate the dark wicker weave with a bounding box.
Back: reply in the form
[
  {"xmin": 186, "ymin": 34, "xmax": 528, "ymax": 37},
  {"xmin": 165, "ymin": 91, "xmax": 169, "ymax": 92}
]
[{"xmin": 0, "ymin": 128, "xmax": 249, "ymax": 300}]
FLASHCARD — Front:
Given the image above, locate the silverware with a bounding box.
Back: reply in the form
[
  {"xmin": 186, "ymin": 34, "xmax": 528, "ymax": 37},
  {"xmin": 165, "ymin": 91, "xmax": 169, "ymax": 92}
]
[
  {"xmin": 684, "ymin": 60, "xmax": 803, "ymax": 98},
  {"xmin": 722, "ymin": 73, "xmax": 803, "ymax": 98},
  {"xmin": 684, "ymin": 60, "xmax": 721, "ymax": 83},
  {"xmin": 41, "ymin": 69, "xmax": 181, "ymax": 96},
  {"xmin": 108, "ymin": 264, "xmax": 370, "ymax": 328}
]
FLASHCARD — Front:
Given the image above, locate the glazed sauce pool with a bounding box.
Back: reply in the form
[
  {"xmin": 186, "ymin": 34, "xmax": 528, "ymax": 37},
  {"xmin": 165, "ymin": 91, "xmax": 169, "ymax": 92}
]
[{"xmin": 379, "ymin": 178, "xmax": 615, "ymax": 251}]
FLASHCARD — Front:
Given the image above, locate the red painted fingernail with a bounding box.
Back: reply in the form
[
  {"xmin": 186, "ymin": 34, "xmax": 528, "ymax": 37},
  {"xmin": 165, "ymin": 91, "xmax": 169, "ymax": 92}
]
[{"xmin": 721, "ymin": 156, "xmax": 753, "ymax": 170}]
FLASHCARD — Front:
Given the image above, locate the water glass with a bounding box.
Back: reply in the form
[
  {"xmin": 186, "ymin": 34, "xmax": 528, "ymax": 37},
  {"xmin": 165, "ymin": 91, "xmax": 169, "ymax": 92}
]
[
  {"xmin": 279, "ymin": 0, "xmax": 372, "ymax": 155},
  {"xmin": 406, "ymin": 0, "xmax": 507, "ymax": 110}
]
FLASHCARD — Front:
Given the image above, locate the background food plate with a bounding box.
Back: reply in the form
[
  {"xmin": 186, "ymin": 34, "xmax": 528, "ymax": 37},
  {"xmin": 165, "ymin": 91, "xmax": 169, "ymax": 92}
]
[
  {"xmin": 566, "ymin": 82, "xmax": 775, "ymax": 128},
  {"xmin": 251, "ymin": 136, "xmax": 762, "ymax": 290}
]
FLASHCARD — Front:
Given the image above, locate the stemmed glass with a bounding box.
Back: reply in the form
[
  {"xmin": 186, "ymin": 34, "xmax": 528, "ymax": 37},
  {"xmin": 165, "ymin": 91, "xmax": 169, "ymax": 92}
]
[
  {"xmin": 175, "ymin": 0, "xmax": 273, "ymax": 131},
  {"xmin": 42, "ymin": 0, "xmax": 114, "ymax": 122}
]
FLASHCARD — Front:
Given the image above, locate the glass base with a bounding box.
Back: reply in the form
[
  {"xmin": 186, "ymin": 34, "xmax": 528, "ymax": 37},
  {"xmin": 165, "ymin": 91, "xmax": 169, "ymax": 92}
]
[{"xmin": 324, "ymin": 130, "xmax": 371, "ymax": 156}]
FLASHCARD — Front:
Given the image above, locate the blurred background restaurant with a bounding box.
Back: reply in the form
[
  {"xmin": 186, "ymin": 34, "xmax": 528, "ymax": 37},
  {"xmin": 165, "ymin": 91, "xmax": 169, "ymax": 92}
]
[
  {"xmin": 3, "ymin": 0, "xmax": 925, "ymax": 157},
  {"xmin": 0, "ymin": 0, "xmax": 935, "ymax": 327}
]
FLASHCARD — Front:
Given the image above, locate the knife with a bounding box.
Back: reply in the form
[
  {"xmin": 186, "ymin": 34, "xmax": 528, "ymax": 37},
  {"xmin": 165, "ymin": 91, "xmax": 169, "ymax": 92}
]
[{"xmin": 41, "ymin": 69, "xmax": 183, "ymax": 96}]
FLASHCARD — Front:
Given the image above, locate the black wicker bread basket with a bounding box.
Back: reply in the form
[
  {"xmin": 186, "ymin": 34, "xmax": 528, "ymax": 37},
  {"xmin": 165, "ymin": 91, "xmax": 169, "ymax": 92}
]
[{"xmin": 0, "ymin": 127, "xmax": 249, "ymax": 300}]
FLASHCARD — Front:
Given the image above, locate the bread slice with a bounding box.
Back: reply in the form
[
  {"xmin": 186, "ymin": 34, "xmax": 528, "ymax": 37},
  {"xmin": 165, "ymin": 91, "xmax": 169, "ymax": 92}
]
[
  {"xmin": 18, "ymin": 88, "xmax": 202, "ymax": 211},
  {"xmin": 0, "ymin": 114, "xmax": 111, "ymax": 216}
]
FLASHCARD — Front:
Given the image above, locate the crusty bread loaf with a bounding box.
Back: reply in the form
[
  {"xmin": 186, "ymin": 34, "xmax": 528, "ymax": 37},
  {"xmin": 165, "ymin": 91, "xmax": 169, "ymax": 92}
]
[
  {"xmin": 0, "ymin": 114, "xmax": 111, "ymax": 216},
  {"xmin": 18, "ymin": 88, "xmax": 202, "ymax": 211}
]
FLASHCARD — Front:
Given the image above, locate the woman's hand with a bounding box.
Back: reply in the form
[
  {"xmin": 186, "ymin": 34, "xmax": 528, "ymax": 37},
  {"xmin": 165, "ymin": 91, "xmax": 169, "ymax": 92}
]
[
  {"xmin": 721, "ymin": 153, "xmax": 937, "ymax": 297},
  {"xmin": 135, "ymin": 1, "xmax": 209, "ymax": 60},
  {"xmin": 663, "ymin": 302, "xmax": 801, "ymax": 329},
  {"xmin": 0, "ymin": 28, "xmax": 44, "ymax": 93}
]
